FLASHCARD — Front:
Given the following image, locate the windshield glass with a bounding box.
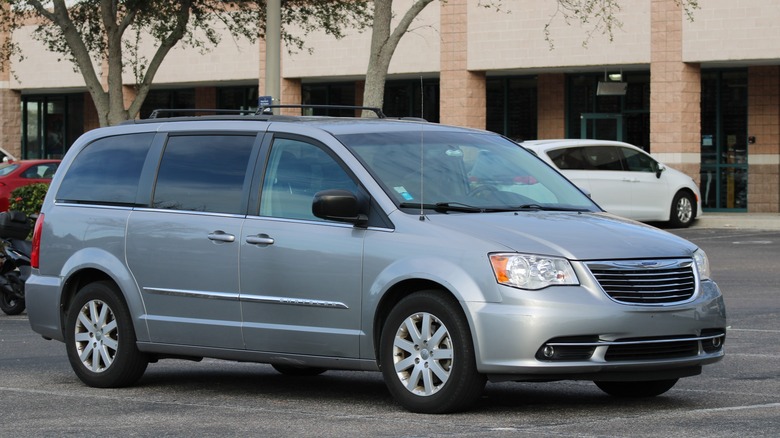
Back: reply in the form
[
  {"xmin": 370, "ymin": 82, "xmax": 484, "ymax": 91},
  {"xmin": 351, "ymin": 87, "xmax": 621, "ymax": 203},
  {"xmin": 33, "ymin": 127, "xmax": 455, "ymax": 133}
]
[
  {"xmin": 0, "ymin": 163, "xmax": 18, "ymax": 177},
  {"xmin": 338, "ymin": 128, "xmax": 599, "ymax": 213}
]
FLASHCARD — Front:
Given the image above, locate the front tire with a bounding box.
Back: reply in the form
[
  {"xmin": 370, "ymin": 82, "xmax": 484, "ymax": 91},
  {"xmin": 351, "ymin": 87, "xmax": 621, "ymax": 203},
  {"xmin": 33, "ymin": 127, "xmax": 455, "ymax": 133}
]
[
  {"xmin": 669, "ymin": 191, "xmax": 695, "ymax": 228},
  {"xmin": 380, "ymin": 290, "xmax": 485, "ymax": 414},
  {"xmin": 594, "ymin": 379, "xmax": 678, "ymax": 397},
  {"xmin": 65, "ymin": 281, "xmax": 148, "ymax": 388}
]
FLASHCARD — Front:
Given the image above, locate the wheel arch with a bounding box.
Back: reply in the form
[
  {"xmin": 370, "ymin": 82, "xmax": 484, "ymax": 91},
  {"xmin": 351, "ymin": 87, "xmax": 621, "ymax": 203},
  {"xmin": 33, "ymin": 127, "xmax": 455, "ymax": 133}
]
[
  {"xmin": 372, "ymin": 279, "xmax": 478, "ymax": 369},
  {"xmin": 667, "ymin": 187, "xmax": 699, "ymax": 226},
  {"xmin": 58, "ymin": 253, "xmax": 148, "ymax": 342},
  {"xmin": 674, "ymin": 187, "xmax": 699, "ymax": 219}
]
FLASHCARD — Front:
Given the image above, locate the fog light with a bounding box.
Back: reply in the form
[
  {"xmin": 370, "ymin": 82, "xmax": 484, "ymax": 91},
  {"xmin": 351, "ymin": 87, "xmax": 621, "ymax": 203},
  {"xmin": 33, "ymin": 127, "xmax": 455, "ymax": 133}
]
[
  {"xmin": 712, "ymin": 337, "xmax": 722, "ymax": 348},
  {"xmin": 542, "ymin": 345, "xmax": 555, "ymax": 359}
]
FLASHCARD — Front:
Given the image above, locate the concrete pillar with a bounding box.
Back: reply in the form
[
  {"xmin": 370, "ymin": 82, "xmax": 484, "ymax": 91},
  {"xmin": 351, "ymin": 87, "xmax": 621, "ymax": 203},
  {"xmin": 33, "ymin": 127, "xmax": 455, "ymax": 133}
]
[
  {"xmin": 440, "ymin": 0, "xmax": 485, "ymax": 129},
  {"xmin": 0, "ymin": 88, "xmax": 21, "ymax": 159},
  {"xmin": 747, "ymin": 66, "xmax": 780, "ymax": 213},
  {"xmin": 650, "ymin": 0, "xmax": 701, "ymax": 184},
  {"xmin": 537, "ymin": 74, "xmax": 566, "ymax": 139}
]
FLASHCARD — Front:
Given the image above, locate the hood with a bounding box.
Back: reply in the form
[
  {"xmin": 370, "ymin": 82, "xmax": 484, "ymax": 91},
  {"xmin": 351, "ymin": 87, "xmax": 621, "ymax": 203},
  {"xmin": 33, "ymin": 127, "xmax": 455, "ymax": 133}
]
[{"xmin": 426, "ymin": 211, "xmax": 697, "ymax": 261}]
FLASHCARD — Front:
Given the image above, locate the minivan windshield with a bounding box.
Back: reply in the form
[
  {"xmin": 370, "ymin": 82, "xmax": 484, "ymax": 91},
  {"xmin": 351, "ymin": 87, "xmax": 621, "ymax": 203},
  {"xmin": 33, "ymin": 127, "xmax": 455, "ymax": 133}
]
[{"xmin": 338, "ymin": 129, "xmax": 599, "ymax": 213}]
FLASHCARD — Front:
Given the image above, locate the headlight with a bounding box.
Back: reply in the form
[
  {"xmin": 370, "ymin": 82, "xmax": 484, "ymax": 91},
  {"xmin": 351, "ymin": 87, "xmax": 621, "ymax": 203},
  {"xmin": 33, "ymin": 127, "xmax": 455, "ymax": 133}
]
[
  {"xmin": 693, "ymin": 248, "xmax": 711, "ymax": 280},
  {"xmin": 489, "ymin": 253, "xmax": 579, "ymax": 290}
]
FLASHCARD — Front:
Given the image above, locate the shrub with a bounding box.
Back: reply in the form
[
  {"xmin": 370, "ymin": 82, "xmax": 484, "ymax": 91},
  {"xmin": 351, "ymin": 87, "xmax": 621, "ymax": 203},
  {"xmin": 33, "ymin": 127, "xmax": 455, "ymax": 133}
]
[{"xmin": 9, "ymin": 183, "xmax": 50, "ymax": 217}]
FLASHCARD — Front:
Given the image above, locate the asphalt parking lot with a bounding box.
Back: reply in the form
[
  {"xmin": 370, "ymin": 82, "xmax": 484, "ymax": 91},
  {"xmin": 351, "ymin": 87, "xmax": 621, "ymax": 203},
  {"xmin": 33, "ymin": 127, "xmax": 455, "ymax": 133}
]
[{"xmin": 1, "ymin": 224, "xmax": 778, "ymax": 437}]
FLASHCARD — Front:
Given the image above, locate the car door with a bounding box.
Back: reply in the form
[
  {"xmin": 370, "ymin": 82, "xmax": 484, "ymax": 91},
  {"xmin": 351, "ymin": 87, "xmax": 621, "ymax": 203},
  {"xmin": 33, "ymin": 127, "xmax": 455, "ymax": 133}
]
[
  {"xmin": 550, "ymin": 146, "xmax": 633, "ymax": 218},
  {"xmin": 239, "ymin": 135, "xmax": 365, "ymax": 358},
  {"xmin": 126, "ymin": 133, "xmax": 259, "ymax": 348},
  {"xmin": 619, "ymin": 146, "xmax": 670, "ymax": 220}
]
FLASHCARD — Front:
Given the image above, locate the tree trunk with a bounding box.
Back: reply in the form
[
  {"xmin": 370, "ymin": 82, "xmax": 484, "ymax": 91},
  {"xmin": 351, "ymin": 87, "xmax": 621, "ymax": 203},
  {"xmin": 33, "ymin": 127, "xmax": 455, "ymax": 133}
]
[{"xmin": 362, "ymin": 0, "xmax": 434, "ymax": 117}]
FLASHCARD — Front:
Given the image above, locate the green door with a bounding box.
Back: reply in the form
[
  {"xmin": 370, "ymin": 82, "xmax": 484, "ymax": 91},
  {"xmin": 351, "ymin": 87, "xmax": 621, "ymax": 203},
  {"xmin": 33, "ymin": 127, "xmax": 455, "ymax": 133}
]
[{"xmin": 581, "ymin": 113, "xmax": 623, "ymax": 141}]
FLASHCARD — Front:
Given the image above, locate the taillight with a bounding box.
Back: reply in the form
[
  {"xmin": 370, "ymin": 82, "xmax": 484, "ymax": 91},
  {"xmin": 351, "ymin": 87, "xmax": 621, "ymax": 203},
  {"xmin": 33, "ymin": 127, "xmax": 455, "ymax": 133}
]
[{"xmin": 31, "ymin": 213, "xmax": 44, "ymax": 269}]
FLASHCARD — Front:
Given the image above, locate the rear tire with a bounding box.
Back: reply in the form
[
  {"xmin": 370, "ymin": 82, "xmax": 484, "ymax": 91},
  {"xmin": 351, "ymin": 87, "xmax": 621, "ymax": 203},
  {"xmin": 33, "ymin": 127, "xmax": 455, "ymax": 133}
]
[
  {"xmin": 0, "ymin": 272, "xmax": 26, "ymax": 315},
  {"xmin": 65, "ymin": 281, "xmax": 148, "ymax": 387},
  {"xmin": 669, "ymin": 191, "xmax": 695, "ymax": 228},
  {"xmin": 594, "ymin": 379, "xmax": 678, "ymax": 397},
  {"xmin": 380, "ymin": 290, "xmax": 485, "ymax": 414}
]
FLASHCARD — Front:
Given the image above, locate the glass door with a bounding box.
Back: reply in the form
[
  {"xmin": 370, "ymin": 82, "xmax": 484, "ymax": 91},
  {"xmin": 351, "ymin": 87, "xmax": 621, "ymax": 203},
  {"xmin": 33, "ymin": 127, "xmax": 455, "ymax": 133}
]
[
  {"xmin": 700, "ymin": 70, "xmax": 748, "ymax": 211},
  {"xmin": 581, "ymin": 113, "xmax": 623, "ymax": 141}
]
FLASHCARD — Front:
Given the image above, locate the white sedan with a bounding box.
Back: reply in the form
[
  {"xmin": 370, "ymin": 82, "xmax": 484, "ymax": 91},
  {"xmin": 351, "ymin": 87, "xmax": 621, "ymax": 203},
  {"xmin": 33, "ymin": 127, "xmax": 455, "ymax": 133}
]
[{"xmin": 522, "ymin": 139, "xmax": 703, "ymax": 227}]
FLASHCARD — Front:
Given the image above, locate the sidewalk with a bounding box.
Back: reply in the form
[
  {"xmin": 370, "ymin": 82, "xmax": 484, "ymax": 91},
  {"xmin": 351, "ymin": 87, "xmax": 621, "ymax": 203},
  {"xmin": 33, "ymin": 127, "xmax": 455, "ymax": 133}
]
[{"xmin": 692, "ymin": 213, "xmax": 780, "ymax": 230}]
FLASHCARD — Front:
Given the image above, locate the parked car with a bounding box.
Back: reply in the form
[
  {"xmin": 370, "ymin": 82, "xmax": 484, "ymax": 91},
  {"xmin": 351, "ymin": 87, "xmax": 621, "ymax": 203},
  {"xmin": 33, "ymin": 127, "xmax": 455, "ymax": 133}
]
[
  {"xmin": 26, "ymin": 108, "xmax": 725, "ymax": 414},
  {"xmin": 521, "ymin": 139, "xmax": 702, "ymax": 227},
  {"xmin": 0, "ymin": 159, "xmax": 60, "ymax": 211}
]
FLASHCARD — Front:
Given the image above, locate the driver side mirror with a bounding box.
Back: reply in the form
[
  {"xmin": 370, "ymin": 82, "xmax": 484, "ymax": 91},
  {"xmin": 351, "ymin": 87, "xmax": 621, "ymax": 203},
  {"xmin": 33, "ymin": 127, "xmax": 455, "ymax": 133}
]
[
  {"xmin": 656, "ymin": 166, "xmax": 666, "ymax": 179},
  {"xmin": 312, "ymin": 189, "xmax": 368, "ymax": 227}
]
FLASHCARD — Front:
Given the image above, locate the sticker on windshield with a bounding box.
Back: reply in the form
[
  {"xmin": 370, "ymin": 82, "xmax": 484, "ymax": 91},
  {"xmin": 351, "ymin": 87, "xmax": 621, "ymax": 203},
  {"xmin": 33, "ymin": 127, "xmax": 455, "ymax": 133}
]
[{"xmin": 394, "ymin": 186, "xmax": 414, "ymax": 201}]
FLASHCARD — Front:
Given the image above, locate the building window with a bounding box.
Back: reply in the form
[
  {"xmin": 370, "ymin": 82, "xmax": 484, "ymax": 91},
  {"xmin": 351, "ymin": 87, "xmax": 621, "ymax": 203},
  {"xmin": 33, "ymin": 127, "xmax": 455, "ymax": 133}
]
[
  {"xmin": 302, "ymin": 82, "xmax": 356, "ymax": 116},
  {"xmin": 383, "ymin": 79, "xmax": 440, "ymax": 122},
  {"xmin": 302, "ymin": 79, "xmax": 440, "ymax": 121},
  {"xmin": 22, "ymin": 94, "xmax": 84, "ymax": 159},
  {"xmin": 217, "ymin": 86, "xmax": 259, "ymax": 112},
  {"xmin": 567, "ymin": 73, "xmax": 650, "ymax": 151},
  {"xmin": 486, "ymin": 77, "xmax": 537, "ymax": 142},
  {"xmin": 139, "ymin": 89, "xmax": 195, "ymax": 119}
]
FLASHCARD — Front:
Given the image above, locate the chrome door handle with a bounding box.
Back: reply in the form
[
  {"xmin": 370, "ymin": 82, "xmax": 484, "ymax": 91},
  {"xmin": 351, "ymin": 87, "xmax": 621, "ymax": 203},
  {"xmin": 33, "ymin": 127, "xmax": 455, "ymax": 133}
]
[
  {"xmin": 246, "ymin": 234, "xmax": 275, "ymax": 245},
  {"xmin": 208, "ymin": 231, "xmax": 236, "ymax": 243}
]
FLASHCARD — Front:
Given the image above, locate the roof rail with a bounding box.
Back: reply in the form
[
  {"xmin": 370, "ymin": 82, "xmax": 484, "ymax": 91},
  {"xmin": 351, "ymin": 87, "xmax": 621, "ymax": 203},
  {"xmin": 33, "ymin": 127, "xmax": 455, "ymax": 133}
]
[
  {"xmin": 256, "ymin": 104, "xmax": 386, "ymax": 118},
  {"xmin": 147, "ymin": 108, "xmax": 256, "ymax": 119}
]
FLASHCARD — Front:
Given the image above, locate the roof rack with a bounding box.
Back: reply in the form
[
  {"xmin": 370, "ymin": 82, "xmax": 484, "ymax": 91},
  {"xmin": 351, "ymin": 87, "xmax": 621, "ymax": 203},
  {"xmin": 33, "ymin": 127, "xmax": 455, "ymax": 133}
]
[
  {"xmin": 256, "ymin": 104, "xmax": 386, "ymax": 118},
  {"xmin": 147, "ymin": 108, "xmax": 256, "ymax": 119}
]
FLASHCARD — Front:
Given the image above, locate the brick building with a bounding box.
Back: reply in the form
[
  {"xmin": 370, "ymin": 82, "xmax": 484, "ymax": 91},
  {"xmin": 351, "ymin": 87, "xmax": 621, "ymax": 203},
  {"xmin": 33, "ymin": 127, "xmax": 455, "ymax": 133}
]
[{"xmin": 1, "ymin": 0, "xmax": 778, "ymax": 213}]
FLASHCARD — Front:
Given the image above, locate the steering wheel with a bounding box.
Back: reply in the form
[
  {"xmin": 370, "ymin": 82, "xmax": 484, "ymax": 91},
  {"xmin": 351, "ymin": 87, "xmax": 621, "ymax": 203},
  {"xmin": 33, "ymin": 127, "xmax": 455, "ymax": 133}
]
[{"xmin": 469, "ymin": 184, "xmax": 501, "ymax": 199}]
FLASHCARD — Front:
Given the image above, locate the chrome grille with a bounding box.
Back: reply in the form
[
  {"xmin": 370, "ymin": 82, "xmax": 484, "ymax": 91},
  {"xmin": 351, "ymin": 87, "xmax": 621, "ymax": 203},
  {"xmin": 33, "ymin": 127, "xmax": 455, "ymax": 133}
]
[{"xmin": 586, "ymin": 259, "xmax": 697, "ymax": 305}]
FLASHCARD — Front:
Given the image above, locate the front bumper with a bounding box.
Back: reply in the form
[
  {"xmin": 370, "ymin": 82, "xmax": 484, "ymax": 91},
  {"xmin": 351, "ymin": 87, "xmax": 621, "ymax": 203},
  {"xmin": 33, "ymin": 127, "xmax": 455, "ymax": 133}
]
[{"xmin": 465, "ymin": 279, "xmax": 726, "ymax": 380}]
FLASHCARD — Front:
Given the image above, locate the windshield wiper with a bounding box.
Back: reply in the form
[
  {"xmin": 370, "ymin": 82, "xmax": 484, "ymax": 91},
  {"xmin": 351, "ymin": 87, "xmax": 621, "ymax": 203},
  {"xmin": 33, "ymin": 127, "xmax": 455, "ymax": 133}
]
[
  {"xmin": 399, "ymin": 202, "xmax": 494, "ymax": 213},
  {"xmin": 513, "ymin": 204, "xmax": 590, "ymax": 212}
]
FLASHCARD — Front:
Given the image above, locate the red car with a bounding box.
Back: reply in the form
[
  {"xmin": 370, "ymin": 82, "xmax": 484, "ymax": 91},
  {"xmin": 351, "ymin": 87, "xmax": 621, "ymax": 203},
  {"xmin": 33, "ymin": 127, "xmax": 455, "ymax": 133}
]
[{"xmin": 0, "ymin": 160, "xmax": 61, "ymax": 212}]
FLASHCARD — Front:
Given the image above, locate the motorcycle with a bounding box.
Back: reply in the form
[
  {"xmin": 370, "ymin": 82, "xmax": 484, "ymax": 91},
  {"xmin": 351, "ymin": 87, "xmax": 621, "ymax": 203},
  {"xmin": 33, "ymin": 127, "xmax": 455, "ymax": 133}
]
[{"xmin": 0, "ymin": 211, "xmax": 33, "ymax": 315}]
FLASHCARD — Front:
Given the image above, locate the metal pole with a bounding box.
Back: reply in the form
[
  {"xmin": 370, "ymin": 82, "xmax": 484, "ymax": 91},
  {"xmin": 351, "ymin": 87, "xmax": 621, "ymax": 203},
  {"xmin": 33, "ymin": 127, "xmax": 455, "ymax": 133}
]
[{"xmin": 265, "ymin": 0, "xmax": 281, "ymax": 114}]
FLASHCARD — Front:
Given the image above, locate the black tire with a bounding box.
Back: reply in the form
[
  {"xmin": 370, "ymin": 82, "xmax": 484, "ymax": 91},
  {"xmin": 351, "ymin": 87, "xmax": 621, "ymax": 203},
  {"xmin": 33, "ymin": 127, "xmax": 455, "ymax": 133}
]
[
  {"xmin": 669, "ymin": 191, "xmax": 695, "ymax": 228},
  {"xmin": 271, "ymin": 364, "xmax": 326, "ymax": 376},
  {"xmin": 594, "ymin": 379, "xmax": 678, "ymax": 397},
  {"xmin": 380, "ymin": 290, "xmax": 486, "ymax": 414},
  {"xmin": 0, "ymin": 272, "xmax": 26, "ymax": 315},
  {"xmin": 65, "ymin": 281, "xmax": 148, "ymax": 388}
]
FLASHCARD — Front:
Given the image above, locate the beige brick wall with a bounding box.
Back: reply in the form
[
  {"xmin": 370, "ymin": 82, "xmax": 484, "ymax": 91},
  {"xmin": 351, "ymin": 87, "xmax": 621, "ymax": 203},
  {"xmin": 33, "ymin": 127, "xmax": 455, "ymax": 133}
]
[
  {"xmin": 650, "ymin": 0, "xmax": 701, "ymax": 185},
  {"xmin": 0, "ymin": 89, "xmax": 22, "ymax": 159},
  {"xmin": 440, "ymin": 0, "xmax": 485, "ymax": 129},
  {"xmin": 537, "ymin": 74, "xmax": 565, "ymax": 139},
  {"xmin": 747, "ymin": 66, "xmax": 780, "ymax": 212},
  {"xmin": 467, "ymin": 0, "xmax": 650, "ymax": 71},
  {"xmin": 684, "ymin": 0, "xmax": 780, "ymax": 64}
]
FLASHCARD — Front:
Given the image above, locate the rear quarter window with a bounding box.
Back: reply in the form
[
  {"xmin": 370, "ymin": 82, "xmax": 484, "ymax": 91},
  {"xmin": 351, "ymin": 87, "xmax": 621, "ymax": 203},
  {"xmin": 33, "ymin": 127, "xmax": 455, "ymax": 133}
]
[{"xmin": 56, "ymin": 133, "xmax": 155, "ymax": 205}]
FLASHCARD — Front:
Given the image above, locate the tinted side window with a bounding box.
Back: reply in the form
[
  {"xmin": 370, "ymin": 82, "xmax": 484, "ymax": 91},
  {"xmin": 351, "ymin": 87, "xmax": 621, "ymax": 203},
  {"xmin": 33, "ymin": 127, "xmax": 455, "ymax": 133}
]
[
  {"xmin": 21, "ymin": 163, "xmax": 59, "ymax": 179},
  {"xmin": 153, "ymin": 135, "xmax": 255, "ymax": 214},
  {"xmin": 583, "ymin": 146, "xmax": 624, "ymax": 171},
  {"xmin": 57, "ymin": 133, "xmax": 154, "ymax": 205},
  {"xmin": 622, "ymin": 147, "xmax": 657, "ymax": 172},
  {"xmin": 259, "ymin": 138, "xmax": 357, "ymax": 220},
  {"xmin": 547, "ymin": 147, "xmax": 592, "ymax": 170}
]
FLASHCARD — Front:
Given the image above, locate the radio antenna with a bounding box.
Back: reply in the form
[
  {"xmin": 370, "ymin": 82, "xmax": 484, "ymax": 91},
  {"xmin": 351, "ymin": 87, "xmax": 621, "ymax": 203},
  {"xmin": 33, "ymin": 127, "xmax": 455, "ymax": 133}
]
[{"xmin": 419, "ymin": 122, "xmax": 425, "ymax": 220}]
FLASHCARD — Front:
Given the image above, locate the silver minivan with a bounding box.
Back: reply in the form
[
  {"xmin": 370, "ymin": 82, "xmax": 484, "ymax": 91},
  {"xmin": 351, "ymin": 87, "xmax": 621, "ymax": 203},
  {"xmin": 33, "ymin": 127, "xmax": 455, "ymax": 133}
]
[{"xmin": 26, "ymin": 111, "xmax": 726, "ymax": 413}]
